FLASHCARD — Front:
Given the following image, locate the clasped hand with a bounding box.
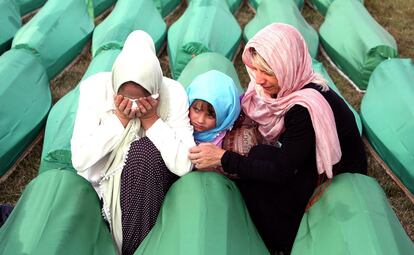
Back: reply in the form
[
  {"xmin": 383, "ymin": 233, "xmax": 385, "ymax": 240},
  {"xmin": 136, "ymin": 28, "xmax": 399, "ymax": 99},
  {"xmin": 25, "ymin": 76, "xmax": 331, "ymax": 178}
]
[{"xmin": 114, "ymin": 95, "xmax": 159, "ymax": 127}]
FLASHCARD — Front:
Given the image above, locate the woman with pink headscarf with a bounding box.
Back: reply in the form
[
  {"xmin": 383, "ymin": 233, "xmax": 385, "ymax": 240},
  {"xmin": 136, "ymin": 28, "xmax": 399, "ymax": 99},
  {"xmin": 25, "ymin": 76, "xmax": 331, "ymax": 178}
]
[{"xmin": 189, "ymin": 23, "xmax": 367, "ymax": 253}]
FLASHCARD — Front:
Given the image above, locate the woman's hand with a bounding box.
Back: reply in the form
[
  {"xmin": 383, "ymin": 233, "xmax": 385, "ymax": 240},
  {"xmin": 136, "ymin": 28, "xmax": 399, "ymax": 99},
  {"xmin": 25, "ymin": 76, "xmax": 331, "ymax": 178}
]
[
  {"xmin": 137, "ymin": 95, "xmax": 159, "ymax": 130},
  {"xmin": 189, "ymin": 143, "xmax": 226, "ymax": 169},
  {"xmin": 114, "ymin": 95, "xmax": 138, "ymax": 127}
]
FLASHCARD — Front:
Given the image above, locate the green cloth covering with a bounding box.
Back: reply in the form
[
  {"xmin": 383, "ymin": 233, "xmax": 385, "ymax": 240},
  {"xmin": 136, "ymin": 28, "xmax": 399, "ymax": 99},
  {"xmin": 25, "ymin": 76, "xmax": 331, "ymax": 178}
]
[
  {"xmin": 92, "ymin": 0, "xmax": 166, "ymax": 57},
  {"xmin": 244, "ymin": 0, "xmax": 318, "ymax": 58},
  {"xmin": 12, "ymin": 0, "xmax": 94, "ymax": 79},
  {"xmin": 135, "ymin": 172, "xmax": 270, "ymax": 255},
  {"xmin": 168, "ymin": 0, "xmax": 242, "ymax": 79},
  {"xmin": 308, "ymin": 0, "xmax": 364, "ymax": 16},
  {"xmin": 291, "ymin": 173, "xmax": 414, "ymax": 255},
  {"xmin": 177, "ymin": 52, "xmax": 244, "ymax": 94},
  {"xmin": 0, "ymin": 0, "xmax": 21, "ymax": 54},
  {"xmin": 361, "ymin": 58, "xmax": 414, "ymax": 194},
  {"xmin": 152, "ymin": 0, "xmax": 181, "ymax": 17},
  {"xmin": 248, "ymin": 0, "xmax": 304, "ymax": 10},
  {"xmin": 15, "ymin": 0, "xmax": 46, "ymax": 16},
  {"xmin": 312, "ymin": 59, "xmax": 362, "ymax": 134},
  {"xmin": 39, "ymin": 49, "xmax": 121, "ymax": 174},
  {"xmin": 0, "ymin": 169, "xmax": 117, "ymax": 254},
  {"xmin": 39, "ymin": 87, "xmax": 79, "ymax": 173},
  {"xmin": 92, "ymin": 0, "xmax": 115, "ymax": 17},
  {"xmin": 319, "ymin": 0, "xmax": 398, "ymax": 91},
  {"xmin": 0, "ymin": 48, "xmax": 51, "ymax": 177}
]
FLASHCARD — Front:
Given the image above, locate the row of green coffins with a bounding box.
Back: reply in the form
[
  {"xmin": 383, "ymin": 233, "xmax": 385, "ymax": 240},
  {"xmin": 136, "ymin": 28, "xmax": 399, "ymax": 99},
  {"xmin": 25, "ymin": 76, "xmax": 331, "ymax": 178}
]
[
  {"xmin": 0, "ymin": 0, "xmax": 181, "ymax": 56},
  {"xmin": 1, "ymin": 169, "xmax": 412, "ymax": 254},
  {"xmin": 0, "ymin": 0, "xmax": 95, "ymax": 177},
  {"xmin": 1, "ymin": 0, "xmax": 401, "ymax": 91},
  {"xmin": 0, "ymin": 0, "xmax": 115, "ymax": 56}
]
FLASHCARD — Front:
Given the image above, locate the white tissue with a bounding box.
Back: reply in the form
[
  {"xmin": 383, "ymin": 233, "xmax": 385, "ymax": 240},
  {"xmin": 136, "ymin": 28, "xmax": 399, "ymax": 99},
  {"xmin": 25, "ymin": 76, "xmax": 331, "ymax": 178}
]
[{"xmin": 130, "ymin": 99, "xmax": 138, "ymax": 110}]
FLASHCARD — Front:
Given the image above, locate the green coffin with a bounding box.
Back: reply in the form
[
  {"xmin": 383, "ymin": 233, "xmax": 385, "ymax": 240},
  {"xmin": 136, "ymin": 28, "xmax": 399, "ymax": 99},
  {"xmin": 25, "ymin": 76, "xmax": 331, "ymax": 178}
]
[
  {"xmin": 152, "ymin": 0, "xmax": 181, "ymax": 17},
  {"xmin": 15, "ymin": 0, "xmax": 46, "ymax": 16},
  {"xmin": 0, "ymin": 0, "xmax": 21, "ymax": 55},
  {"xmin": 177, "ymin": 52, "xmax": 243, "ymax": 94},
  {"xmin": 291, "ymin": 173, "xmax": 414, "ymax": 255},
  {"xmin": 312, "ymin": 59, "xmax": 362, "ymax": 134},
  {"xmin": 135, "ymin": 172, "xmax": 270, "ymax": 255},
  {"xmin": 0, "ymin": 169, "xmax": 116, "ymax": 255},
  {"xmin": 319, "ymin": 0, "xmax": 398, "ymax": 91},
  {"xmin": 244, "ymin": 0, "xmax": 318, "ymax": 58},
  {"xmin": 92, "ymin": 0, "xmax": 166, "ymax": 57},
  {"xmin": 40, "ymin": 49, "xmax": 121, "ymax": 173},
  {"xmin": 361, "ymin": 58, "xmax": 414, "ymax": 194},
  {"xmin": 0, "ymin": 48, "xmax": 51, "ymax": 177},
  {"xmin": 248, "ymin": 0, "xmax": 304, "ymax": 10},
  {"xmin": 308, "ymin": 0, "xmax": 364, "ymax": 16},
  {"xmin": 92, "ymin": 0, "xmax": 115, "ymax": 17},
  {"xmin": 12, "ymin": 0, "xmax": 94, "ymax": 79},
  {"xmin": 168, "ymin": 0, "xmax": 242, "ymax": 79}
]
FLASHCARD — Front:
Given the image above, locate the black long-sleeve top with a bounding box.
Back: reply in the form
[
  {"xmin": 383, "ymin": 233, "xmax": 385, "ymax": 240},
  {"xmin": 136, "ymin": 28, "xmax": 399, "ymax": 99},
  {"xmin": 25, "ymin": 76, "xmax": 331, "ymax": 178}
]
[{"xmin": 221, "ymin": 83, "xmax": 367, "ymax": 252}]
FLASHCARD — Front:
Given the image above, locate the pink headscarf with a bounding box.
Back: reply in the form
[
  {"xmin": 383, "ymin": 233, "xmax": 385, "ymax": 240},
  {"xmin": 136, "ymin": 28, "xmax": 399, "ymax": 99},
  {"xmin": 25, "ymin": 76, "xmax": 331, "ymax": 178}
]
[{"xmin": 241, "ymin": 23, "xmax": 341, "ymax": 178}]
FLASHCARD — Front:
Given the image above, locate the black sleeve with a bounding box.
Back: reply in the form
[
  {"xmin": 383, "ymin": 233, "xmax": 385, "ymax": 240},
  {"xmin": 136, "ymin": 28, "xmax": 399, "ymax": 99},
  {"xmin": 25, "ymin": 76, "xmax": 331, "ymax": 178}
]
[{"xmin": 221, "ymin": 105, "xmax": 316, "ymax": 184}]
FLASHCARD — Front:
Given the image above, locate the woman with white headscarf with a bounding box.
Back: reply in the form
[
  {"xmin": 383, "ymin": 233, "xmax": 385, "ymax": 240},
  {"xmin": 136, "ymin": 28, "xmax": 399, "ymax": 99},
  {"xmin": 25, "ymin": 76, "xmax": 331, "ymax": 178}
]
[
  {"xmin": 188, "ymin": 23, "xmax": 367, "ymax": 253},
  {"xmin": 71, "ymin": 30, "xmax": 195, "ymax": 254}
]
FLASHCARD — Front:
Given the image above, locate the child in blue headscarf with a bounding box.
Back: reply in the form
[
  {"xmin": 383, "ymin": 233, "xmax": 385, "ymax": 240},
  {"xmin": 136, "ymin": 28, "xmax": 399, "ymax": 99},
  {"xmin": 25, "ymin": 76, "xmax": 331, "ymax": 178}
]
[{"xmin": 186, "ymin": 70, "xmax": 241, "ymax": 148}]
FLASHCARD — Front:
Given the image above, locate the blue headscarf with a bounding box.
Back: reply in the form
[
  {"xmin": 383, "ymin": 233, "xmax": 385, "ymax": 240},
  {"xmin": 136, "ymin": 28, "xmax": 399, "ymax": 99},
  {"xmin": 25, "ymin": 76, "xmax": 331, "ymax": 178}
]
[{"xmin": 187, "ymin": 70, "xmax": 241, "ymax": 142}]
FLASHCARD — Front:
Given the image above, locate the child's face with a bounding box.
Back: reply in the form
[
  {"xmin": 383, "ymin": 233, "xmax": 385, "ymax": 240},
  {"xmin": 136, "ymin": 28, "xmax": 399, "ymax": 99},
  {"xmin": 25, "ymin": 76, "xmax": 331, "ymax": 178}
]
[{"xmin": 189, "ymin": 100, "xmax": 216, "ymax": 132}]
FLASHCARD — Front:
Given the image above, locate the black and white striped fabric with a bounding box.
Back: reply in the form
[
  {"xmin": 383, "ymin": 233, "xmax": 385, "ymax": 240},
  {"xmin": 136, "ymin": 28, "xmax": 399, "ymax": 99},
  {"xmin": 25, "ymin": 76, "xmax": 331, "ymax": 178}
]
[{"xmin": 120, "ymin": 137, "xmax": 177, "ymax": 255}]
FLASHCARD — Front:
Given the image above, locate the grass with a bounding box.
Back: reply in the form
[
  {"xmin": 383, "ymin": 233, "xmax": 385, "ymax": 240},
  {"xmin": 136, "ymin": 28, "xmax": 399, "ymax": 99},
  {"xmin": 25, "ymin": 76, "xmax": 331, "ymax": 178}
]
[{"xmin": 1, "ymin": 0, "xmax": 413, "ymax": 241}]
